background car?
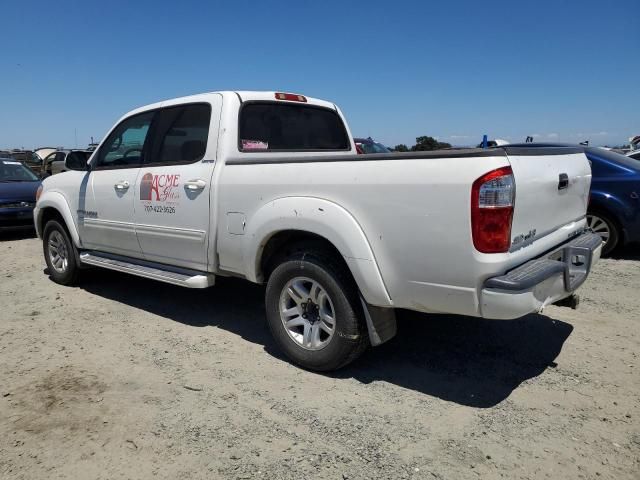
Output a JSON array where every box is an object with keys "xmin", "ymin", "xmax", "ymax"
[
  {"xmin": 507, "ymin": 143, "xmax": 640, "ymax": 255},
  {"xmin": 42, "ymin": 149, "xmax": 92, "ymax": 176},
  {"xmin": 624, "ymin": 134, "xmax": 640, "ymax": 160},
  {"xmin": 0, "ymin": 148, "xmax": 58, "ymax": 174},
  {"xmin": 0, "ymin": 157, "xmax": 41, "ymax": 232},
  {"xmin": 32, "ymin": 147, "xmax": 58, "ymax": 171},
  {"xmin": 354, "ymin": 137, "xmax": 391, "ymax": 154},
  {"xmin": 5, "ymin": 149, "xmax": 33, "ymax": 163},
  {"xmin": 585, "ymin": 147, "xmax": 640, "ymax": 254}
]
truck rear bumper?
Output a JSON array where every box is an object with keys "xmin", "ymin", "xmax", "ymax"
[{"xmin": 480, "ymin": 232, "xmax": 602, "ymax": 319}]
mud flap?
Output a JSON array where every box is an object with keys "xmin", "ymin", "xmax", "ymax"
[{"xmin": 359, "ymin": 296, "xmax": 397, "ymax": 346}]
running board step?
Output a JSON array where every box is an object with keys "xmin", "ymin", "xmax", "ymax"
[{"xmin": 79, "ymin": 252, "xmax": 215, "ymax": 288}]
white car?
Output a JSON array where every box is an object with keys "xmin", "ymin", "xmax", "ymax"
[
  {"xmin": 626, "ymin": 135, "xmax": 640, "ymax": 160},
  {"xmin": 34, "ymin": 91, "xmax": 601, "ymax": 370}
]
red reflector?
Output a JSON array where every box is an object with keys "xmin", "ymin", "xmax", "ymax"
[
  {"xmin": 471, "ymin": 166, "xmax": 515, "ymax": 253},
  {"xmin": 471, "ymin": 207, "xmax": 514, "ymax": 253},
  {"xmin": 275, "ymin": 92, "xmax": 307, "ymax": 102}
]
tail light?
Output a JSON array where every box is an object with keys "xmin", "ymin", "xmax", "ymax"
[{"xmin": 471, "ymin": 166, "xmax": 515, "ymax": 253}]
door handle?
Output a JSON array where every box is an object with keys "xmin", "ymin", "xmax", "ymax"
[
  {"xmin": 184, "ymin": 179, "xmax": 207, "ymax": 191},
  {"xmin": 114, "ymin": 180, "xmax": 130, "ymax": 190},
  {"xmin": 558, "ymin": 173, "xmax": 569, "ymax": 190}
]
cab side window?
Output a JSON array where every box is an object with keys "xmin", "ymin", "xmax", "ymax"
[
  {"xmin": 95, "ymin": 111, "xmax": 155, "ymax": 169},
  {"xmin": 145, "ymin": 103, "xmax": 211, "ymax": 165}
]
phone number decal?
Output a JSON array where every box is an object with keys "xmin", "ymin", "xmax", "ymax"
[{"xmin": 144, "ymin": 205, "xmax": 175, "ymax": 214}]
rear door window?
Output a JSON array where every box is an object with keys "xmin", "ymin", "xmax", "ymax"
[
  {"xmin": 145, "ymin": 103, "xmax": 211, "ymax": 165},
  {"xmin": 239, "ymin": 103, "xmax": 349, "ymax": 151}
]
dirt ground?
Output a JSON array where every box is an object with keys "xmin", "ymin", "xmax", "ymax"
[{"xmin": 0, "ymin": 232, "xmax": 638, "ymax": 480}]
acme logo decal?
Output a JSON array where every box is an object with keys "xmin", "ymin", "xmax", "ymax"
[{"xmin": 140, "ymin": 173, "xmax": 180, "ymax": 202}]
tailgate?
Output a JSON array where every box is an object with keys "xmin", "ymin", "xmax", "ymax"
[{"xmin": 504, "ymin": 146, "xmax": 591, "ymax": 250}]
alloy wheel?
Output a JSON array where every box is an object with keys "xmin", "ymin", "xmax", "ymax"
[
  {"xmin": 279, "ymin": 276, "xmax": 336, "ymax": 351},
  {"xmin": 587, "ymin": 214, "xmax": 611, "ymax": 244},
  {"xmin": 48, "ymin": 231, "xmax": 69, "ymax": 273}
]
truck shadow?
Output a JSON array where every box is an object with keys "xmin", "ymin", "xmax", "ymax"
[
  {"xmin": 0, "ymin": 229, "xmax": 36, "ymax": 241},
  {"xmin": 77, "ymin": 271, "xmax": 572, "ymax": 408},
  {"xmin": 610, "ymin": 243, "xmax": 640, "ymax": 261},
  {"xmin": 337, "ymin": 309, "xmax": 572, "ymax": 408}
]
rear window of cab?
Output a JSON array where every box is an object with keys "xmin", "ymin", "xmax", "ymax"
[{"xmin": 239, "ymin": 102, "xmax": 350, "ymax": 152}]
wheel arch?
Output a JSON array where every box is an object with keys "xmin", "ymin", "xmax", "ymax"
[
  {"xmin": 589, "ymin": 190, "xmax": 631, "ymax": 219},
  {"xmin": 243, "ymin": 197, "xmax": 392, "ymax": 307},
  {"xmin": 36, "ymin": 192, "xmax": 81, "ymax": 246},
  {"xmin": 260, "ymin": 230, "xmax": 344, "ymax": 277},
  {"xmin": 588, "ymin": 193, "xmax": 627, "ymax": 244}
]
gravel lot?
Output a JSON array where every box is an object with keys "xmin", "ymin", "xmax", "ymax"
[{"xmin": 1, "ymin": 232, "xmax": 638, "ymax": 480}]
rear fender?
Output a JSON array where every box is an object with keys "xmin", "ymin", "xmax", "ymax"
[
  {"xmin": 244, "ymin": 197, "xmax": 392, "ymax": 307},
  {"xmin": 588, "ymin": 190, "xmax": 633, "ymax": 241},
  {"xmin": 589, "ymin": 189, "xmax": 632, "ymax": 220}
]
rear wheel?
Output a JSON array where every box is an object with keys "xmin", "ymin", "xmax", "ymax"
[
  {"xmin": 43, "ymin": 220, "xmax": 79, "ymax": 285},
  {"xmin": 587, "ymin": 211, "xmax": 619, "ymax": 256},
  {"xmin": 265, "ymin": 248, "xmax": 368, "ymax": 371}
]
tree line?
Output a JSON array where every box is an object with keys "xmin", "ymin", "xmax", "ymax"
[{"xmin": 390, "ymin": 136, "xmax": 452, "ymax": 152}]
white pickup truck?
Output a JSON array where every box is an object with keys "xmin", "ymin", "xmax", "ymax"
[{"xmin": 34, "ymin": 91, "xmax": 602, "ymax": 370}]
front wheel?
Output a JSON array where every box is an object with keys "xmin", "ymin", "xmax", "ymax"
[
  {"xmin": 587, "ymin": 211, "xmax": 619, "ymax": 256},
  {"xmin": 265, "ymin": 250, "xmax": 368, "ymax": 371},
  {"xmin": 43, "ymin": 220, "xmax": 79, "ymax": 285}
]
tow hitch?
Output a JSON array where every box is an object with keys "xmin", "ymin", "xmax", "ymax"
[{"xmin": 554, "ymin": 294, "xmax": 580, "ymax": 310}]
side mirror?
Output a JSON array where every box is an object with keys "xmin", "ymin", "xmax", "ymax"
[{"xmin": 65, "ymin": 154, "xmax": 89, "ymax": 171}]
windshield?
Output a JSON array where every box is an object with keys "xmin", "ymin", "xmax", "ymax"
[
  {"xmin": 0, "ymin": 160, "xmax": 39, "ymax": 181},
  {"xmin": 358, "ymin": 142, "xmax": 390, "ymax": 154}
]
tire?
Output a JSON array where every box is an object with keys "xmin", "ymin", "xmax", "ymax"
[
  {"xmin": 587, "ymin": 211, "xmax": 620, "ymax": 256},
  {"xmin": 42, "ymin": 219, "xmax": 79, "ymax": 285},
  {"xmin": 265, "ymin": 248, "xmax": 369, "ymax": 371}
]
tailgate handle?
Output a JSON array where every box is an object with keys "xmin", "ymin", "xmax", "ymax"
[{"xmin": 558, "ymin": 173, "xmax": 569, "ymax": 190}]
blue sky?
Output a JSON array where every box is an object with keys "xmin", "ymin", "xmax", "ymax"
[{"xmin": 1, "ymin": 0, "xmax": 638, "ymax": 149}]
